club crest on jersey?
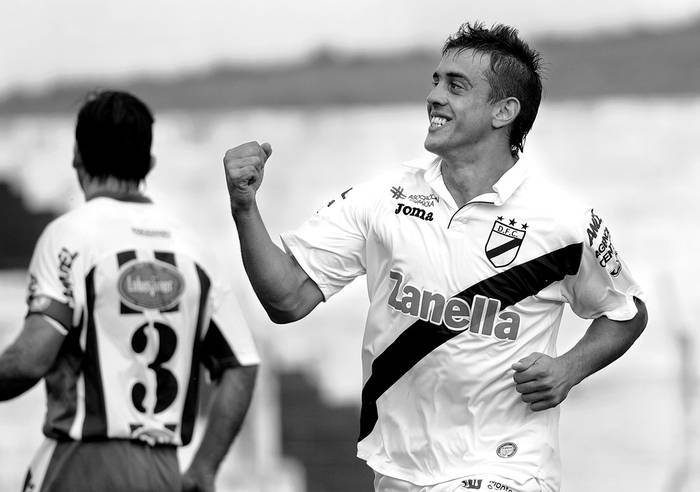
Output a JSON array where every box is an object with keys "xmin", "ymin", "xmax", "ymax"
[
  {"xmin": 485, "ymin": 217, "xmax": 527, "ymax": 267},
  {"xmin": 118, "ymin": 260, "xmax": 185, "ymax": 311}
]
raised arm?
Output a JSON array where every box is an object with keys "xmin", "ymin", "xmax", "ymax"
[
  {"xmin": 512, "ymin": 297, "xmax": 647, "ymax": 411},
  {"xmin": 0, "ymin": 314, "xmax": 65, "ymax": 400},
  {"xmin": 223, "ymin": 142, "xmax": 323, "ymax": 323}
]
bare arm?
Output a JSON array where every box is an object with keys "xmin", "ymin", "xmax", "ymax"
[
  {"xmin": 223, "ymin": 141, "xmax": 323, "ymax": 323},
  {"xmin": 182, "ymin": 365, "xmax": 258, "ymax": 492},
  {"xmin": 0, "ymin": 314, "xmax": 64, "ymax": 400},
  {"xmin": 512, "ymin": 297, "xmax": 647, "ymax": 411}
]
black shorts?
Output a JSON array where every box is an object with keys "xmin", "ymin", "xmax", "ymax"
[{"xmin": 24, "ymin": 438, "xmax": 181, "ymax": 492}]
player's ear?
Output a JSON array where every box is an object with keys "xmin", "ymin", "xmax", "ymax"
[{"xmin": 492, "ymin": 97, "xmax": 520, "ymax": 129}]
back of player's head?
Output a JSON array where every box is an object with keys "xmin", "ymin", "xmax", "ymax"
[
  {"xmin": 443, "ymin": 22, "xmax": 543, "ymax": 156},
  {"xmin": 75, "ymin": 90, "xmax": 154, "ymax": 182}
]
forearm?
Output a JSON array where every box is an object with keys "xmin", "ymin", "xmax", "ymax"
[
  {"xmin": 233, "ymin": 204, "xmax": 321, "ymax": 322},
  {"xmin": 187, "ymin": 365, "xmax": 258, "ymax": 476},
  {"xmin": 560, "ymin": 297, "xmax": 647, "ymax": 386},
  {"xmin": 0, "ymin": 347, "xmax": 41, "ymax": 400}
]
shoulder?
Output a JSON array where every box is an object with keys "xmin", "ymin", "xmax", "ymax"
[
  {"xmin": 36, "ymin": 202, "xmax": 94, "ymax": 248},
  {"xmin": 344, "ymin": 154, "xmax": 437, "ymax": 203},
  {"xmin": 514, "ymin": 167, "xmax": 594, "ymax": 244}
]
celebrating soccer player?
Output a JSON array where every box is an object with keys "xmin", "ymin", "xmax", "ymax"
[{"xmin": 223, "ymin": 22, "xmax": 647, "ymax": 492}]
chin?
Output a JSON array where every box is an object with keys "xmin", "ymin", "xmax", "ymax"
[{"xmin": 424, "ymin": 137, "xmax": 443, "ymax": 155}]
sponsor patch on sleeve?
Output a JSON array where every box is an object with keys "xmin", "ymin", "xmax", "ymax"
[{"xmin": 585, "ymin": 209, "xmax": 622, "ymax": 277}]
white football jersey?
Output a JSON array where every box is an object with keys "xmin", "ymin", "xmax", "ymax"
[
  {"xmin": 281, "ymin": 156, "xmax": 643, "ymax": 488},
  {"xmin": 25, "ymin": 195, "xmax": 259, "ymax": 446}
]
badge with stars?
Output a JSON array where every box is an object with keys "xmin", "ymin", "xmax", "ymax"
[{"xmin": 485, "ymin": 216, "xmax": 528, "ymax": 268}]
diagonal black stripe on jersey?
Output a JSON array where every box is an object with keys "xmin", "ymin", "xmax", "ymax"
[
  {"xmin": 486, "ymin": 237, "xmax": 522, "ymax": 259},
  {"xmin": 358, "ymin": 242, "xmax": 583, "ymax": 441}
]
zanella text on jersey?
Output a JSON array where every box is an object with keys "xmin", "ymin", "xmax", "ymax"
[{"xmin": 387, "ymin": 270, "xmax": 521, "ymax": 339}]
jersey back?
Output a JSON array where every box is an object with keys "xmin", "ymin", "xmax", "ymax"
[{"xmin": 26, "ymin": 196, "xmax": 259, "ymax": 446}]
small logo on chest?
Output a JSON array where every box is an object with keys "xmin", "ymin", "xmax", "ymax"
[
  {"xmin": 485, "ymin": 216, "xmax": 528, "ymax": 267},
  {"xmin": 394, "ymin": 203, "xmax": 434, "ymax": 221}
]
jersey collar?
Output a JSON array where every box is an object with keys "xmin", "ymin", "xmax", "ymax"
[
  {"xmin": 87, "ymin": 190, "xmax": 153, "ymax": 203},
  {"xmin": 404, "ymin": 153, "xmax": 529, "ymax": 208},
  {"xmin": 490, "ymin": 157, "xmax": 529, "ymax": 206}
]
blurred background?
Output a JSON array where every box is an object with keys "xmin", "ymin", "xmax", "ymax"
[{"xmin": 1, "ymin": 0, "xmax": 699, "ymax": 490}]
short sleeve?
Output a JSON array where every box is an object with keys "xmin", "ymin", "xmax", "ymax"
[
  {"xmin": 25, "ymin": 221, "xmax": 82, "ymax": 334},
  {"xmin": 201, "ymin": 281, "xmax": 259, "ymax": 381},
  {"xmin": 561, "ymin": 209, "xmax": 644, "ymax": 321},
  {"xmin": 280, "ymin": 185, "xmax": 369, "ymax": 300}
]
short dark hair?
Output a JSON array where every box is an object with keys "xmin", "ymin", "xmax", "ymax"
[
  {"xmin": 75, "ymin": 90, "xmax": 154, "ymax": 182},
  {"xmin": 443, "ymin": 22, "xmax": 543, "ymax": 156}
]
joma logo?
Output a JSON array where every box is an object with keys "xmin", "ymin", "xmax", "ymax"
[
  {"xmin": 394, "ymin": 203, "xmax": 433, "ymax": 221},
  {"xmin": 387, "ymin": 271, "xmax": 520, "ymax": 339}
]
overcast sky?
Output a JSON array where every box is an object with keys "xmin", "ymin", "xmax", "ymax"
[{"xmin": 2, "ymin": 0, "xmax": 699, "ymax": 95}]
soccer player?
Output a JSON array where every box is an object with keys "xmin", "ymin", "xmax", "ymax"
[
  {"xmin": 222, "ymin": 22, "xmax": 647, "ymax": 492},
  {"xmin": 0, "ymin": 90, "xmax": 259, "ymax": 492}
]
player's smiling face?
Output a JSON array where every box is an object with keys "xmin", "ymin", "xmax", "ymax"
[{"xmin": 424, "ymin": 49, "xmax": 497, "ymax": 159}]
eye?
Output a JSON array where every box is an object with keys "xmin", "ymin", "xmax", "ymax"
[{"xmin": 449, "ymin": 82, "xmax": 464, "ymax": 92}]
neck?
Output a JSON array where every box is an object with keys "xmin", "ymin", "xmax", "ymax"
[
  {"xmin": 81, "ymin": 175, "xmax": 148, "ymax": 202},
  {"xmin": 440, "ymin": 144, "xmax": 516, "ymax": 207}
]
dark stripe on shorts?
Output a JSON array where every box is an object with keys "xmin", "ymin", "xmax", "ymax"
[
  {"xmin": 180, "ymin": 264, "xmax": 210, "ymax": 445},
  {"xmin": 83, "ymin": 267, "xmax": 108, "ymax": 438},
  {"xmin": 358, "ymin": 242, "xmax": 583, "ymax": 441}
]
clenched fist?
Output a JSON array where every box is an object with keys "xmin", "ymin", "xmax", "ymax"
[
  {"xmin": 223, "ymin": 141, "xmax": 272, "ymax": 214},
  {"xmin": 512, "ymin": 352, "xmax": 578, "ymax": 411}
]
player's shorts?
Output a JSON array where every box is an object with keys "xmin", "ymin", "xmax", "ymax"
[
  {"xmin": 373, "ymin": 472, "xmax": 542, "ymax": 492},
  {"xmin": 22, "ymin": 438, "xmax": 181, "ymax": 492}
]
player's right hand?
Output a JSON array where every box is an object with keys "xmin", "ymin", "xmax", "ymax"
[{"xmin": 223, "ymin": 141, "xmax": 272, "ymax": 214}]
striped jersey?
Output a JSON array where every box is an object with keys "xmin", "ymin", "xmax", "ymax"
[
  {"xmin": 25, "ymin": 195, "xmax": 259, "ymax": 447},
  {"xmin": 281, "ymin": 155, "xmax": 643, "ymax": 488}
]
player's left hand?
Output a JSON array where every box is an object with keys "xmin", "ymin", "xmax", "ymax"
[
  {"xmin": 181, "ymin": 466, "xmax": 216, "ymax": 492},
  {"xmin": 511, "ymin": 352, "xmax": 577, "ymax": 411}
]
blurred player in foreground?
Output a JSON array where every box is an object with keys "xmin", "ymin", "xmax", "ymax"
[
  {"xmin": 223, "ymin": 22, "xmax": 647, "ymax": 492},
  {"xmin": 0, "ymin": 90, "xmax": 259, "ymax": 492}
]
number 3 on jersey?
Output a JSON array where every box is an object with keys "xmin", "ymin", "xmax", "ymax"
[
  {"xmin": 116, "ymin": 250, "xmax": 185, "ymax": 415},
  {"xmin": 130, "ymin": 321, "xmax": 178, "ymax": 413}
]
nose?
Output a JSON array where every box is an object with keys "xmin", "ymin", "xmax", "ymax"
[{"xmin": 426, "ymin": 83, "xmax": 447, "ymax": 107}]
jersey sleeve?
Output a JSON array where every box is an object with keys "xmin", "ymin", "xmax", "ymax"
[
  {"xmin": 280, "ymin": 186, "xmax": 369, "ymax": 301},
  {"xmin": 25, "ymin": 220, "xmax": 83, "ymax": 334},
  {"xmin": 200, "ymin": 281, "xmax": 260, "ymax": 381},
  {"xmin": 560, "ymin": 208, "xmax": 645, "ymax": 321}
]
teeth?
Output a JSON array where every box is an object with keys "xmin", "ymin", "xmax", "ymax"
[{"xmin": 430, "ymin": 116, "xmax": 447, "ymax": 127}]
